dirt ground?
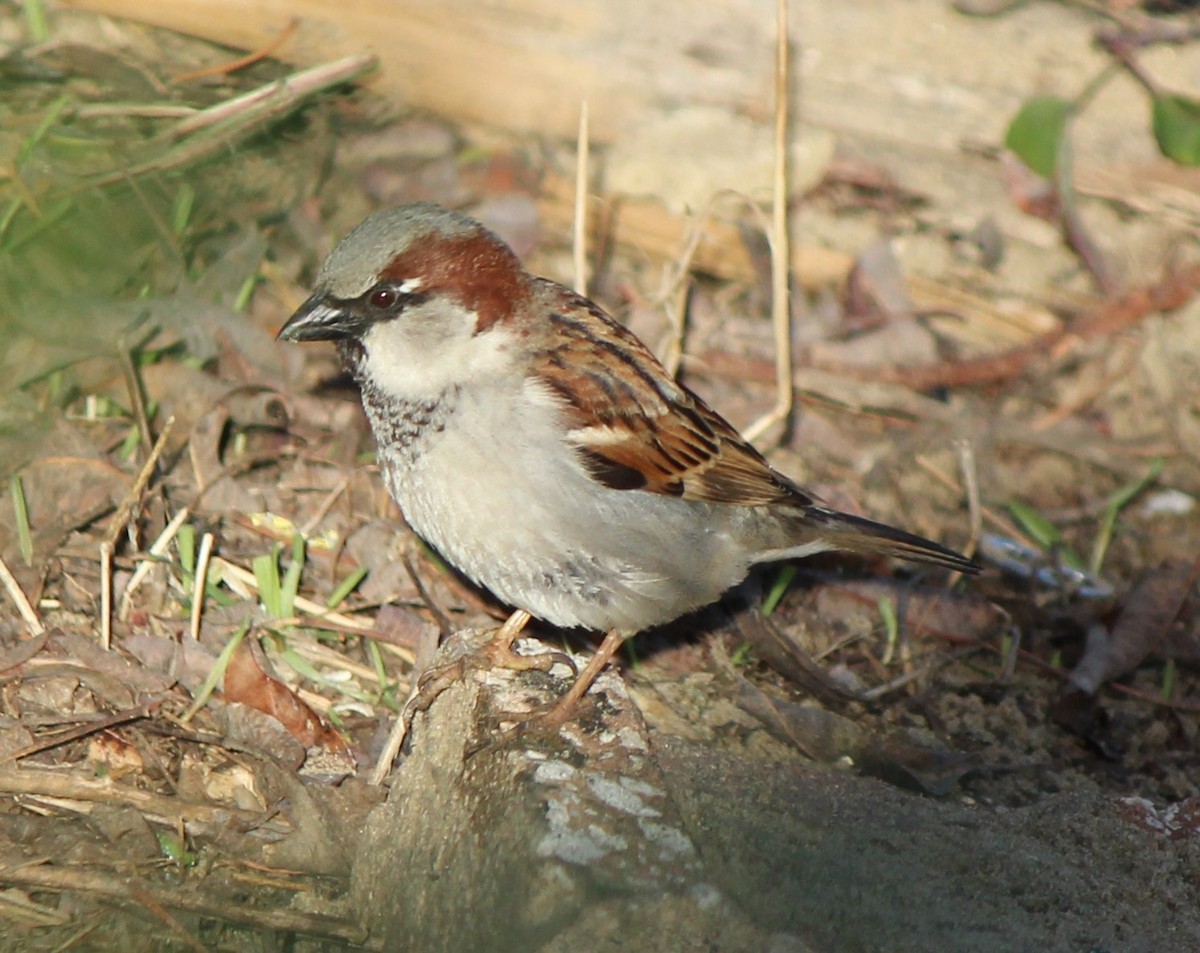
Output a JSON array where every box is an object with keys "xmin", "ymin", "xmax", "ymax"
[{"xmin": 0, "ymin": 1, "xmax": 1198, "ymax": 950}]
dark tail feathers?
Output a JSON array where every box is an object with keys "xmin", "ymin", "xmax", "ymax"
[{"xmin": 808, "ymin": 506, "xmax": 980, "ymax": 574}]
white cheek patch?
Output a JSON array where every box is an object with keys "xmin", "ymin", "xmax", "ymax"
[{"xmin": 362, "ymin": 304, "xmax": 520, "ymax": 399}]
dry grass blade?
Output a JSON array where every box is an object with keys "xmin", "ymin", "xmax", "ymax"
[{"xmin": 956, "ymin": 438, "xmax": 983, "ymax": 560}]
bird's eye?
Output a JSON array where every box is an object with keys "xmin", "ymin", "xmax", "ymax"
[{"xmin": 369, "ymin": 288, "xmax": 397, "ymax": 310}]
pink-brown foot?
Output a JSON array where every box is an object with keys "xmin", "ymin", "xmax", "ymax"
[
  {"xmin": 405, "ymin": 610, "xmax": 576, "ymax": 718},
  {"xmin": 490, "ymin": 629, "xmax": 630, "ymax": 740}
]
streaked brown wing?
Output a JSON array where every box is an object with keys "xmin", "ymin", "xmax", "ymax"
[{"xmin": 531, "ymin": 283, "xmax": 809, "ymax": 509}]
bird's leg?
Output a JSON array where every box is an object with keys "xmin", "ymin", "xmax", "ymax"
[
  {"xmin": 469, "ymin": 629, "xmax": 631, "ymax": 751},
  {"xmin": 480, "ymin": 608, "xmax": 533, "ymax": 662},
  {"xmin": 535, "ymin": 628, "xmax": 629, "ymax": 728}
]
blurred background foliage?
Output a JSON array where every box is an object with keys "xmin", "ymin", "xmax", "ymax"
[{"xmin": 0, "ymin": 27, "xmax": 352, "ymax": 475}]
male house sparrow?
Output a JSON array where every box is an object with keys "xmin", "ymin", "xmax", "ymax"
[{"xmin": 279, "ymin": 203, "xmax": 978, "ymax": 722}]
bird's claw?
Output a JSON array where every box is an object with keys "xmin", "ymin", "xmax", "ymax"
[{"xmin": 405, "ymin": 636, "xmax": 578, "ymax": 721}]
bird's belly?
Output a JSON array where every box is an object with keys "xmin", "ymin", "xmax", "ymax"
[{"xmin": 379, "ymin": 423, "xmax": 749, "ymax": 632}]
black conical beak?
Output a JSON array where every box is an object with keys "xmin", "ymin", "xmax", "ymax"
[{"xmin": 277, "ymin": 291, "xmax": 366, "ymax": 342}]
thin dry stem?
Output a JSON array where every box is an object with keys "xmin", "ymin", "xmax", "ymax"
[
  {"xmin": 371, "ymin": 693, "xmax": 417, "ymax": 786},
  {"xmin": 99, "ymin": 542, "xmax": 113, "ymax": 650},
  {"xmin": 119, "ymin": 506, "xmax": 190, "ymax": 620},
  {"xmin": 79, "ymin": 55, "xmax": 377, "ymax": 192},
  {"xmin": 370, "ymin": 609, "xmax": 531, "ymax": 784},
  {"xmin": 0, "ymin": 702, "xmax": 160, "ymax": 768},
  {"xmin": 168, "ymin": 54, "xmax": 375, "ymax": 140},
  {"xmin": 0, "ymin": 863, "xmax": 366, "ymax": 946},
  {"xmin": 955, "ymin": 438, "xmax": 983, "ymax": 561},
  {"xmin": 190, "ymin": 532, "xmax": 215, "ymax": 641},
  {"xmin": 743, "ymin": 0, "xmax": 794, "ymax": 444},
  {"xmin": 658, "ymin": 211, "xmax": 712, "ymax": 377},
  {"xmin": 174, "ymin": 17, "xmax": 299, "ymax": 83},
  {"xmin": 298, "ymin": 474, "xmax": 349, "ymax": 538},
  {"xmin": 127, "ymin": 885, "xmax": 213, "ymax": 953},
  {"xmin": 0, "ymin": 553, "xmax": 43, "ymax": 635},
  {"xmin": 859, "ymin": 645, "xmax": 983, "ymax": 702},
  {"xmin": 573, "ymin": 100, "xmax": 590, "ymax": 296},
  {"xmin": 914, "ymin": 454, "xmax": 1036, "ymax": 551},
  {"xmin": 106, "ymin": 415, "xmax": 176, "ymax": 549}
]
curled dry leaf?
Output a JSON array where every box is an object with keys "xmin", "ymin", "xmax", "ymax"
[{"xmin": 223, "ymin": 640, "xmax": 347, "ymax": 755}]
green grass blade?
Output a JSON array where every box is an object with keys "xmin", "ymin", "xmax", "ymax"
[
  {"xmin": 9, "ymin": 475, "xmax": 33, "ymax": 568},
  {"xmin": 180, "ymin": 622, "xmax": 249, "ymax": 723},
  {"xmin": 1090, "ymin": 458, "xmax": 1163, "ymax": 576},
  {"xmin": 327, "ymin": 566, "xmax": 368, "ymax": 609}
]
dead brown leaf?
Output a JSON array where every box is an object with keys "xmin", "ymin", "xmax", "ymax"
[
  {"xmin": 1068, "ymin": 558, "xmax": 1199, "ymax": 696},
  {"xmin": 223, "ymin": 639, "xmax": 346, "ymax": 754}
]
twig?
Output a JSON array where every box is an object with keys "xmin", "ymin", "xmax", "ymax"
[
  {"xmin": 0, "ymin": 763, "xmax": 288, "ymax": 832},
  {"xmin": 0, "ymin": 554, "xmax": 43, "ymax": 636},
  {"xmin": 127, "ymin": 886, "xmax": 213, "ymax": 953},
  {"xmin": 1031, "ymin": 338, "xmax": 1140, "ymax": 431},
  {"xmin": 402, "ymin": 553, "xmax": 453, "ymax": 639},
  {"xmin": 0, "ymin": 701, "xmax": 160, "ymax": 767},
  {"xmin": 743, "ymin": 0, "xmax": 793, "ymax": 443},
  {"xmin": 370, "ymin": 697, "xmax": 416, "ymax": 787},
  {"xmin": 1055, "ymin": 126, "xmax": 1119, "ymax": 295},
  {"xmin": 859, "ymin": 644, "xmax": 983, "ymax": 702},
  {"xmin": 0, "ymin": 865, "xmax": 367, "ymax": 946},
  {"xmin": 175, "ymin": 18, "xmax": 300, "ymax": 83},
  {"xmin": 818, "ymin": 262, "xmax": 1200, "ymax": 391},
  {"xmin": 81, "ymin": 55, "xmax": 377, "ymax": 190},
  {"xmin": 914, "ymin": 454, "xmax": 1038, "ymax": 551},
  {"xmin": 168, "ymin": 54, "xmax": 375, "ymax": 139},
  {"xmin": 369, "ymin": 557, "xmax": 481, "ymax": 785}
]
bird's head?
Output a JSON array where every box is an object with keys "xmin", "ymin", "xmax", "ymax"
[{"xmin": 279, "ymin": 203, "xmax": 533, "ymax": 398}]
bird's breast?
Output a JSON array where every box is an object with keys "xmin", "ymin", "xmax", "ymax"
[{"xmin": 364, "ymin": 384, "xmax": 755, "ymax": 631}]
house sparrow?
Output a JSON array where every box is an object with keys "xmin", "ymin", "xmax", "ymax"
[{"xmin": 279, "ymin": 203, "xmax": 978, "ymax": 722}]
